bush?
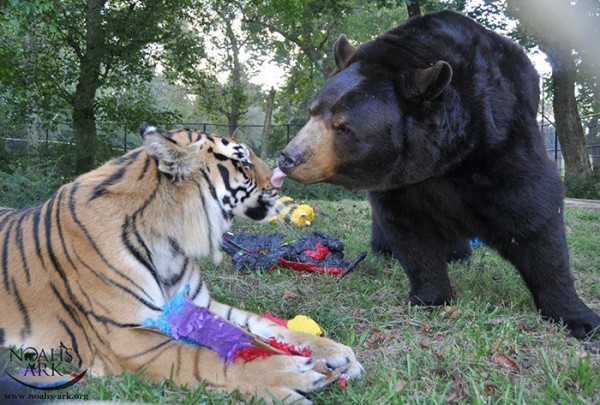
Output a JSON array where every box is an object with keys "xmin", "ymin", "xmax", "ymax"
[
  {"xmin": 0, "ymin": 164, "xmax": 65, "ymax": 208},
  {"xmin": 564, "ymin": 172, "xmax": 600, "ymax": 200}
]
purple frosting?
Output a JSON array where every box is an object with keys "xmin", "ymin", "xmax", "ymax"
[
  {"xmin": 144, "ymin": 286, "xmax": 254, "ymax": 363},
  {"xmin": 168, "ymin": 296, "xmax": 254, "ymax": 362}
]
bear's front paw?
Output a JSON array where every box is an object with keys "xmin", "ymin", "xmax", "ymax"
[
  {"xmin": 231, "ymin": 355, "xmax": 339, "ymax": 404},
  {"xmin": 409, "ymin": 283, "xmax": 453, "ymax": 306}
]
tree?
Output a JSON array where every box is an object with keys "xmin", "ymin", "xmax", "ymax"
[
  {"xmin": 378, "ymin": 0, "xmax": 466, "ymax": 19},
  {"xmin": 405, "ymin": 0, "xmax": 422, "ymax": 17},
  {"xmin": 260, "ymin": 87, "xmax": 276, "ymax": 158},
  {"xmin": 195, "ymin": 3, "xmax": 251, "ymax": 136},
  {"xmin": 243, "ymin": 0, "xmax": 411, "ymax": 120},
  {"xmin": 5, "ymin": 0, "xmax": 204, "ymax": 174},
  {"xmin": 0, "ymin": 11, "xmax": 71, "ymax": 135},
  {"xmin": 243, "ymin": 0, "xmax": 353, "ymax": 80},
  {"xmin": 510, "ymin": 0, "xmax": 596, "ymax": 179},
  {"xmin": 173, "ymin": 0, "xmax": 271, "ymax": 137}
]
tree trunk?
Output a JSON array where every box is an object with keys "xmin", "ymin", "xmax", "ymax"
[
  {"xmin": 546, "ymin": 47, "xmax": 592, "ymax": 179},
  {"xmin": 260, "ymin": 87, "xmax": 276, "ymax": 158},
  {"xmin": 225, "ymin": 23, "xmax": 243, "ymax": 137},
  {"xmin": 73, "ymin": 86, "xmax": 98, "ymax": 174},
  {"xmin": 406, "ymin": 0, "xmax": 422, "ymax": 17},
  {"xmin": 588, "ymin": 115, "xmax": 600, "ymax": 171},
  {"xmin": 73, "ymin": 0, "xmax": 105, "ymax": 174}
]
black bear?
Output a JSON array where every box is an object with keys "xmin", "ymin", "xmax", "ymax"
[{"xmin": 271, "ymin": 10, "xmax": 600, "ymax": 338}]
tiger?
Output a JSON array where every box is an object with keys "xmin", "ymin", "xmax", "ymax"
[{"xmin": 0, "ymin": 124, "xmax": 363, "ymax": 403}]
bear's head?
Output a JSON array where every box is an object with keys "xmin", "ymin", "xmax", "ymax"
[{"xmin": 276, "ymin": 32, "xmax": 464, "ymax": 191}]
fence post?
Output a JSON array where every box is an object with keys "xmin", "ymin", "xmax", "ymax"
[
  {"xmin": 260, "ymin": 87, "xmax": 276, "ymax": 158},
  {"xmin": 554, "ymin": 131, "xmax": 558, "ymax": 162},
  {"xmin": 203, "ymin": 123, "xmax": 207, "ymax": 133},
  {"xmin": 124, "ymin": 126, "xmax": 128, "ymax": 152}
]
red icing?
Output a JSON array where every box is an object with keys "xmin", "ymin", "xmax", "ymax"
[
  {"xmin": 233, "ymin": 346, "xmax": 274, "ymax": 361},
  {"xmin": 304, "ymin": 242, "xmax": 329, "ymax": 260},
  {"xmin": 267, "ymin": 337, "xmax": 312, "ymax": 357},
  {"xmin": 262, "ymin": 311, "xmax": 289, "ymax": 327},
  {"xmin": 277, "ymin": 257, "xmax": 344, "ymax": 274},
  {"xmin": 233, "ymin": 337, "xmax": 312, "ymax": 362}
]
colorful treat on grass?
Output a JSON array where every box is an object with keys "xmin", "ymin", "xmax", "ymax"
[
  {"xmin": 144, "ymin": 286, "xmax": 320, "ymax": 364},
  {"xmin": 222, "ymin": 231, "xmax": 367, "ymax": 276}
]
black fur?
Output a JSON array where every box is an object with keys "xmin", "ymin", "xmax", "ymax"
[{"xmin": 284, "ymin": 11, "xmax": 600, "ymax": 338}]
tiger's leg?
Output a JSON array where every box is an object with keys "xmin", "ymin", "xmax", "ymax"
[
  {"xmin": 118, "ymin": 328, "xmax": 337, "ymax": 404},
  {"xmin": 207, "ymin": 300, "xmax": 364, "ymax": 378}
]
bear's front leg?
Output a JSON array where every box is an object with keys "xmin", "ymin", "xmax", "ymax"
[
  {"xmin": 370, "ymin": 213, "xmax": 393, "ymax": 258},
  {"xmin": 368, "ymin": 193, "xmax": 454, "ymax": 306},
  {"xmin": 395, "ymin": 235, "xmax": 455, "ymax": 306}
]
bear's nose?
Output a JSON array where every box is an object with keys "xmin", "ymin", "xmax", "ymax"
[{"xmin": 278, "ymin": 148, "xmax": 301, "ymax": 171}]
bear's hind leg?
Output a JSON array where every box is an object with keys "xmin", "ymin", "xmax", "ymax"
[
  {"xmin": 491, "ymin": 220, "xmax": 600, "ymax": 339},
  {"xmin": 446, "ymin": 238, "xmax": 472, "ymax": 263}
]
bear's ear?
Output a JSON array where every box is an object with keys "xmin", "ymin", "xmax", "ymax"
[
  {"xmin": 334, "ymin": 34, "xmax": 357, "ymax": 69},
  {"xmin": 141, "ymin": 124, "xmax": 202, "ymax": 177},
  {"xmin": 403, "ymin": 61, "xmax": 452, "ymax": 101}
]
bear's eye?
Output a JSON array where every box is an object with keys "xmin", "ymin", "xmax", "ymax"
[{"xmin": 335, "ymin": 124, "xmax": 352, "ymax": 136}]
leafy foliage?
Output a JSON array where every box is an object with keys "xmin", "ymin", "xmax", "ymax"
[
  {"xmin": 565, "ymin": 172, "xmax": 600, "ymax": 200},
  {"xmin": 0, "ymin": 163, "xmax": 65, "ymax": 208},
  {"xmin": 2, "ymin": 0, "xmax": 207, "ymax": 174}
]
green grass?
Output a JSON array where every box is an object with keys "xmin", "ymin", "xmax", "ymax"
[{"xmin": 14, "ymin": 196, "xmax": 600, "ymax": 404}]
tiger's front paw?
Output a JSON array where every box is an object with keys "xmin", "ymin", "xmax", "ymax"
[
  {"xmin": 231, "ymin": 355, "xmax": 339, "ymax": 404},
  {"xmin": 285, "ymin": 331, "xmax": 364, "ymax": 379}
]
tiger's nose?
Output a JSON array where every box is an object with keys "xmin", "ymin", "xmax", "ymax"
[{"xmin": 278, "ymin": 148, "xmax": 301, "ymax": 171}]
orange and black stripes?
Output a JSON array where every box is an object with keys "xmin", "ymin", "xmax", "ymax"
[{"xmin": 0, "ymin": 127, "xmax": 280, "ymax": 389}]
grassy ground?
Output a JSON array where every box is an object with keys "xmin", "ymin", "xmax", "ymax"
[{"xmin": 9, "ymin": 188, "xmax": 600, "ymax": 404}]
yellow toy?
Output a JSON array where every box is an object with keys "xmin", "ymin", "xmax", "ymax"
[
  {"xmin": 268, "ymin": 196, "xmax": 314, "ymax": 227},
  {"xmin": 287, "ymin": 315, "xmax": 324, "ymax": 336},
  {"xmin": 263, "ymin": 312, "xmax": 324, "ymax": 336}
]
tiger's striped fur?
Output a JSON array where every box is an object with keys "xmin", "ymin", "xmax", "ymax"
[{"xmin": 0, "ymin": 125, "xmax": 362, "ymax": 403}]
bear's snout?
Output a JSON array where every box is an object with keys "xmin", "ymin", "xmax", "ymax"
[{"xmin": 278, "ymin": 147, "xmax": 303, "ymax": 172}]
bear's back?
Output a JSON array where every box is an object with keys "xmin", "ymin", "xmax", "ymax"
[{"xmin": 392, "ymin": 11, "xmax": 539, "ymax": 114}]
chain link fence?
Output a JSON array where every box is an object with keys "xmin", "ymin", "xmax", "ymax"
[
  {"xmin": 0, "ymin": 122, "xmax": 302, "ymax": 157},
  {"xmin": 1, "ymin": 114, "xmax": 599, "ymax": 173},
  {"xmin": 542, "ymin": 113, "xmax": 600, "ymax": 173}
]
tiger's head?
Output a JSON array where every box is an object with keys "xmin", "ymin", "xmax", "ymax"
[{"xmin": 140, "ymin": 123, "xmax": 278, "ymax": 223}]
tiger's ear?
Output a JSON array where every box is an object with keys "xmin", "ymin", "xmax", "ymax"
[
  {"xmin": 213, "ymin": 139, "xmax": 253, "ymax": 168},
  {"xmin": 140, "ymin": 123, "xmax": 203, "ymax": 177}
]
